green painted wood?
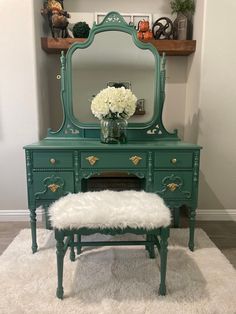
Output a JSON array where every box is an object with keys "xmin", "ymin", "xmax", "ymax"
[
  {"xmin": 54, "ymin": 226, "xmax": 169, "ymax": 299},
  {"xmin": 32, "ymin": 151, "xmax": 73, "ymax": 168},
  {"xmin": 23, "ymin": 11, "xmax": 202, "ymax": 253},
  {"xmin": 45, "ymin": 11, "xmax": 178, "ymax": 141},
  {"xmin": 81, "ymin": 151, "xmax": 147, "ymax": 169},
  {"xmin": 155, "ymin": 151, "xmax": 193, "ymax": 168},
  {"xmin": 33, "ymin": 172, "xmax": 74, "ymax": 200},
  {"xmin": 154, "ymin": 171, "xmax": 193, "ymax": 200},
  {"xmin": 24, "ymin": 140, "xmax": 202, "ymax": 150}
]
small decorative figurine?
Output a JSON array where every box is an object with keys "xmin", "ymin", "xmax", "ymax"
[
  {"xmin": 152, "ymin": 17, "xmax": 174, "ymax": 40},
  {"xmin": 41, "ymin": 0, "xmax": 70, "ymax": 38},
  {"xmin": 137, "ymin": 19, "xmax": 153, "ymax": 40}
]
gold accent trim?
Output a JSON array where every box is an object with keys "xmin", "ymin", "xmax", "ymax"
[
  {"xmin": 167, "ymin": 183, "xmax": 179, "ymax": 192},
  {"xmin": 48, "ymin": 183, "xmax": 60, "ymax": 193},
  {"xmin": 86, "ymin": 156, "xmax": 99, "ymax": 166},
  {"xmin": 129, "ymin": 156, "xmax": 142, "ymax": 165},
  {"xmin": 171, "ymin": 158, "xmax": 177, "ymax": 164}
]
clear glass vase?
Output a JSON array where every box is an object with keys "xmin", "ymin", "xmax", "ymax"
[{"xmin": 100, "ymin": 117, "xmax": 128, "ymax": 144}]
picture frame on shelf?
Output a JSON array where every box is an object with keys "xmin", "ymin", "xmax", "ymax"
[{"xmin": 95, "ymin": 12, "xmax": 152, "ymax": 29}]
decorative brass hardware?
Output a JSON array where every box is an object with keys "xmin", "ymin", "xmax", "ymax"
[
  {"xmin": 171, "ymin": 158, "xmax": 177, "ymax": 164},
  {"xmin": 86, "ymin": 156, "xmax": 99, "ymax": 166},
  {"xmin": 50, "ymin": 158, "xmax": 56, "ymax": 165},
  {"xmin": 48, "ymin": 183, "xmax": 60, "ymax": 193},
  {"xmin": 56, "ymin": 74, "xmax": 61, "ymax": 80},
  {"xmin": 129, "ymin": 156, "xmax": 142, "ymax": 165},
  {"xmin": 167, "ymin": 183, "xmax": 179, "ymax": 192}
]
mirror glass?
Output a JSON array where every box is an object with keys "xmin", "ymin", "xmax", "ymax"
[{"xmin": 72, "ymin": 31, "xmax": 156, "ymax": 124}]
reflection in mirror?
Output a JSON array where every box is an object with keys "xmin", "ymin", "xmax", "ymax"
[{"xmin": 72, "ymin": 31, "xmax": 156, "ymax": 124}]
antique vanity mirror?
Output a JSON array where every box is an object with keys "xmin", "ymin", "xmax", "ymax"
[{"xmin": 48, "ymin": 11, "xmax": 178, "ymax": 141}]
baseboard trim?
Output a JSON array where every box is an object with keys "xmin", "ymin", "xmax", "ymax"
[
  {"xmin": 196, "ymin": 209, "xmax": 236, "ymax": 221},
  {"xmin": 0, "ymin": 209, "xmax": 43, "ymax": 222}
]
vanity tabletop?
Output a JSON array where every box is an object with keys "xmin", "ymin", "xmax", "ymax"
[{"xmin": 24, "ymin": 139, "xmax": 202, "ymax": 150}]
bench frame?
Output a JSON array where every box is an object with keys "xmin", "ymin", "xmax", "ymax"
[{"xmin": 55, "ymin": 226, "xmax": 169, "ymax": 299}]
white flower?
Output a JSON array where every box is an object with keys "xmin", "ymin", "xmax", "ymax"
[{"xmin": 91, "ymin": 86, "xmax": 137, "ymax": 120}]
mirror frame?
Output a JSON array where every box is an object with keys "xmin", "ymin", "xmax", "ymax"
[{"xmin": 47, "ymin": 11, "xmax": 179, "ymax": 141}]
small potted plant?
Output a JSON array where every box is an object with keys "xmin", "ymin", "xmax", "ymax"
[
  {"xmin": 170, "ymin": 0, "xmax": 195, "ymax": 40},
  {"xmin": 72, "ymin": 21, "xmax": 90, "ymax": 38}
]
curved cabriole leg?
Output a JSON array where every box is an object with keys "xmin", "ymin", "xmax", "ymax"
[
  {"xmin": 55, "ymin": 229, "xmax": 65, "ymax": 299},
  {"xmin": 159, "ymin": 227, "xmax": 169, "ymax": 296},
  {"xmin": 188, "ymin": 207, "xmax": 196, "ymax": 251},
  {"xmin": 70, "ymin": 234, "xmax": 76, "ymax": 262},
  {"xmin": 77, "ymin": 233, "xmax": 82, "ymax": 255},
  {"xmin": 30, "ymin": 207, "xmax": 38, "ymax": 253},
  {"xmin": 146, "ymin": 234, "xmax": 155, "ymax": 258}
]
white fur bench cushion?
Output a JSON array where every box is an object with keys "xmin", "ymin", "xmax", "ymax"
[{"xmin": 49, "ymin": 190, "xmax": 171, "ymax": 230}]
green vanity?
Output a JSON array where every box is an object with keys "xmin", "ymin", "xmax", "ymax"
[{"xmin": 24, "ymin": 12, "xmax": 201, "ymax": 253}]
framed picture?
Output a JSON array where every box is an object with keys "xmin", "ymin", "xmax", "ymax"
[
  {"xmin": 107, "ymin": 81, "xmax": 131, "ymax": 89},
  {"xmin": 135, "ymin": 99, "xmax": 145, "ymax": 114},
  {"xmin": 95, "ymin": 13, "xmax": 152, "ymax": 28}
]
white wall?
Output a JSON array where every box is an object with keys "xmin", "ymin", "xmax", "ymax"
[
  {"xmin": 2, "ymin": 0, "xmax": 235, "ymax": 215},
  {"xmin": 0, "ymin": 1, "xmax": 39, "ymax": 210},
  {"xmin": 196, "ymin": 0, "xmax": 236, "ymax": 210}
]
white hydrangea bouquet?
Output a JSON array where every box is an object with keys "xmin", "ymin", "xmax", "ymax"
[{"xmin": 91, "ymin": 86, "xmax": 137, "ymax": 120}]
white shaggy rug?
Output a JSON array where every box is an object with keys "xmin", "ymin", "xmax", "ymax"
[{"xmin": 0, "ymin": 229, "xmax": 236, "ymax": 314}]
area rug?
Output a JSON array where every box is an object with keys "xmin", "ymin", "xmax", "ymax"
[{"xmin": 0, "ymin": 229, "xmax": 236, "ymax": 314}]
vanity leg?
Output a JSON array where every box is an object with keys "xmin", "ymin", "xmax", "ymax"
[
  {"xmin": 188, "ymin": 207, "xmax": 196, "ymax": 251},
  {"xmin": 55, "ymin": 229, "xmax": 65, "ymax": 299},
  {"xmin": 159, "ymin": 227, "xmax": 169, "ymax": 296},
  {"xmin": 29, "ymin": 207, "xmax": 38, "ymax": 253}
]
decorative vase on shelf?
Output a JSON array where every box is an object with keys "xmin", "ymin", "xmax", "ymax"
[
  {"xmin": 173, "ymin": 12, "xmax": 193, "ymax": 40},
  {"xmin": 100, "ymin": 117, "xmax": 128, "ymax": 144}
]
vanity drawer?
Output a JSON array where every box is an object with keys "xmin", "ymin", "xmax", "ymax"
[
  {"xmin": 81, "ymin": 152, "xmax": 147, "ymax": 168},
  {"xmin": 33, "ymin": 151, "xmax": 73, "ymax": 168},
  {"xmin": 33, "ymin": 172, "xmax": 74, "ymax": 200},
  {"xmin": 155, "ymin": 152, "xmax": 193, "ymax": 169},
  {"xmin": 154, "ymin": 171, "xmax": 193, "ymax": 200}
]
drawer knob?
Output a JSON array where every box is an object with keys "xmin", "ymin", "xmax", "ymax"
[
  {"xmin": 86, "ymin": 156, "xmax": 99, "ymax": 166},
  {"xmin": 129, "ymin": 156, "xmax": 142, "ymax": 165},
  {"xmin": 167, "ymin": 183, "xmax": 179, "ymax": 192},
  {"xmin": 171, "ymin": 158, "xmax": 177, "ymax": 164},
  {"xmin": 48, "ymin": 183, "xmax": 60, "ymax": 193},
  {"xmin": 50, "ymin": 158, "xmax": 56, "ymax": 165}
]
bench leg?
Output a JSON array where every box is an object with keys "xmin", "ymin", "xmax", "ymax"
[
  {"xmin": 70, "ymin": 234, "xmax": 76, "ymax": 262},
  {"xmin": 146, "ymin": 234, "xmax": 155, "ymax": 259},
  {"xmin": 77, "ymin": 233, "xmax": 82, "ymax": 255},
  {"xmin": 55, "ymin": 230, "xmax": 65, "ymax": 299},
  {"xmin": 158, "ymin": 227, "xmax": 169, "ymax": 296}
]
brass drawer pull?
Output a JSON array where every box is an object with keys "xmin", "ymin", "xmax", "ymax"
[
  {"xmin": 50, "ymin": 158, "xmax": 56, "ymax": 165},
  {"xmin": 86, "ymin": 156, "xmax": 99, "ymax": 166},
  {"xmin": 171, "ymin": 158, "xmax": 177, "ymax": 164},
  {"xmin": 129, "ymin": 156, "xmax": 142, "ymax": 165},
  {"xmin": 48, "ymin": 183, "xmax": 60, "ymax": 193},
  {"xmin": 167, "ymin": 183, "xmax": 179, "ymax": 192}
]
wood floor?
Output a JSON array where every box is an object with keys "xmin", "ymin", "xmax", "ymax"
[{"xmin": 0, "ymin": 220, "xmax": 236, "ymax": 268}]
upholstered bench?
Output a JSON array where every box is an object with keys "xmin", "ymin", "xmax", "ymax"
[{"xmin": 49, "ymin": 190, "xmax": 171, "ymax": 299}]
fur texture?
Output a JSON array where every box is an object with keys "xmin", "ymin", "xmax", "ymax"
[{"xmin": 49, "ymin": 190, "xmax": 171, "ymax": 230}]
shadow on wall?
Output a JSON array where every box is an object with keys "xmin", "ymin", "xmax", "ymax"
[
  {"xmin": 184, "ymin": 110, "xmax": 200, "ymax": 144},
  {"xmin": 198, "ymin": 171, "xmax": 225, "ymax": 210}
]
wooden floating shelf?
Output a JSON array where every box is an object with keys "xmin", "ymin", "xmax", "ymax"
[{"xmin": 41, "ymin": 37, "xmax": 196, "ymax": 56}]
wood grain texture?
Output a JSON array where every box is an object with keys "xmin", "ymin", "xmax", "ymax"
[{"xmin": 41, "ymin": 37, "xmax": 196, "ymax": 56}]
